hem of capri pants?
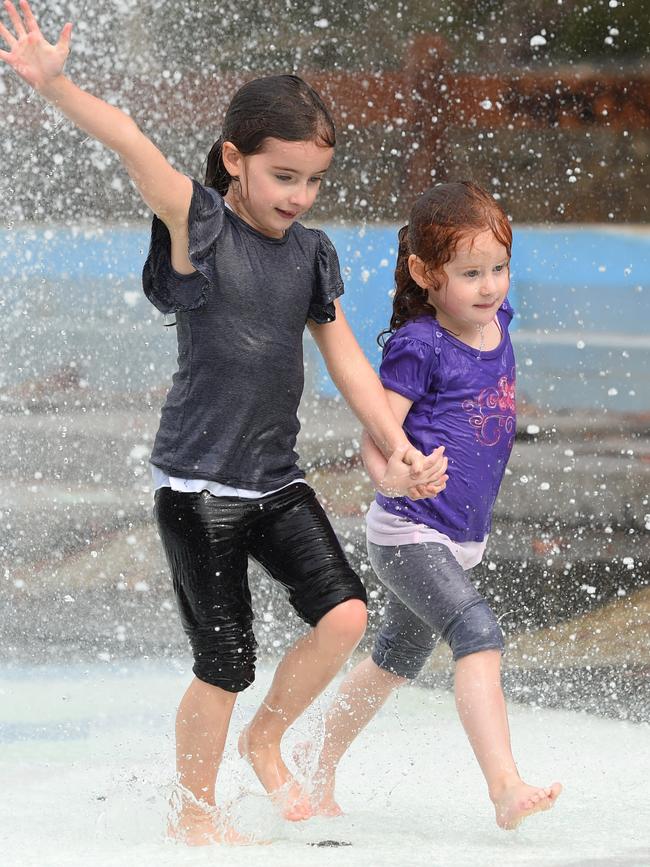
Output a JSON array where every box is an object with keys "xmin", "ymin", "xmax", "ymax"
[{"xmin": 299, "ymin": 589, "xmax": 368, "ymax": 629}]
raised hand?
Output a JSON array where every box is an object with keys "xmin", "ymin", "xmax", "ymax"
[{"xmin": 0, "ymin": 0, "xmax": 72, "ymax": 90}]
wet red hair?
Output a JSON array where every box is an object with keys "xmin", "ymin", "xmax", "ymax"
[{"xmin": 384, "ymin": 181, "xmax": 512, "ymax": 339}]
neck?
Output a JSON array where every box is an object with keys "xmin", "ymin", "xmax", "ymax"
[
  {"xmin": 437, "ymin": 314, "xmax": 500, "ymax": 351},
  {"xmin": 224, "ymin": 188, "xmax": 284, "ymax": 239}
]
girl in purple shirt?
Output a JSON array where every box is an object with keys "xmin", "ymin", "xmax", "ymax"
[{"xmin": 302, "ymin": 182, "xmax": 563, "ymax": 830}]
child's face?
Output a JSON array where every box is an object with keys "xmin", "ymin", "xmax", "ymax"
[
  {"xmin": 426, "ymin": 229, "xmax": 510, "ymax": 336},
  {"xmin": 223, "ymin": 137, "xmax": 333, "ymax": 237}
]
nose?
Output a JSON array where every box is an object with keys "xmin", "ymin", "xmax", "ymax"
[
  {"xmin": 480, "ymin": 272, "xmax": 499, "ymax": 295},
  {"xmin": 288, "ymin": 184, "xmax": 312, "ymax": 209},
  {"xmin": 478, "ymin": 280, "xmax": 492, "ymax": 296}
]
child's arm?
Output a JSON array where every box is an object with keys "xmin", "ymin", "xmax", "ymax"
[
  {"xmin": 308, "ymin": 301, "xmax": 446, "ymax": 487},
  {"xmin": 0, "ymin": 1, "xmax": 193, "ymax": 268},
  {"xmin": 361, "ymin": 390, "xmax": 447, "ymax": 500}
]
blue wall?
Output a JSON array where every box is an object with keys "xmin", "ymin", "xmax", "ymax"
[{"xmin": 1, "ymin": 223, "xmax": 649, "ymax": 411}]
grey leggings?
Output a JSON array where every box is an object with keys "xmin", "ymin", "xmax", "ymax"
[{"xmin": 368, "ymin": 540, "xmax": 504, "ymax": 680}]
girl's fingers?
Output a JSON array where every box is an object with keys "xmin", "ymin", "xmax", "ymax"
[
  {"xmin": 57, "ymin": 21, "xmax": 72, "ymax": 50},
  {"xmin": 4, "ymin": 1, "xmax": 27, "ymax": 39},
  {"xmin": 0, "ymin": 47, "xmax": 10, "ymax": 60},
  {"xmin": 407, "ymin": 472, "xmax": 448, "ymax": 499},
  {"xmin": 418, "ymin": 446, "xmax": 446, "ymax": 473},
  {"xmin": 19, "ymin": 0, "xmax": 40, "ymax": 34},
  {"xmin": 405, "ymin": 450, "xmax": 424, "ymax": 476},
  {"xmin": 413, "ymin": 459, "xmax": 447, "ymax": 485},
  {"xmin": 0, "ymin": 20, "xmax": 16, "ymax": 46}
]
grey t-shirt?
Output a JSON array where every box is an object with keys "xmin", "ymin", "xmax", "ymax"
[{"xmin": 142, "ymin": 179, "xmax": 344, "ymax": 490}]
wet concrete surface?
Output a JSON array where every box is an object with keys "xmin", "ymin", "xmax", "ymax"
[{"xmin": 1, "ymin": 396, "xmax": 649, "ymax": 722}]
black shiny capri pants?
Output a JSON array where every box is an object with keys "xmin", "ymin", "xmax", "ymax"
[{"xmin": 154, "ymin": 483, "xmax": 367, "ymax": 693}]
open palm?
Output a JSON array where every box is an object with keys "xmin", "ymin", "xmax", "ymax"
[{"xmin": 0, "ymin": 0, "xmax": 72, "ymax": 90}]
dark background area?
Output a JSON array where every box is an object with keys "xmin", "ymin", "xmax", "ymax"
[{"xmin": 1, "ymin": 0, "xmax": 648, "ymax": 225}]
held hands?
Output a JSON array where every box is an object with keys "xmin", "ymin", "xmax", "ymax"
[
  {"xmin": 378, "ymin": 445, "xmax": 448, "ymax": 501},
  {"xmin": 0, "ymin": 0, "xmax": 72, "ymax": 91}
]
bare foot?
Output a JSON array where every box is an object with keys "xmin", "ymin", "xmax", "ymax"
[
  {"xmin": 492, "ymin": 779, "xmax": 563, "ymax": 830},
  {"xmin": 238, "ymin": 725, "xmax": 312, "ymax": 821},
  {"xmin": 292, "ymin": 741, "xmax": 343, "ymax": 819},
  {"xmin": 167, "ymin": 794, "xmax": 255, "ymax": 847},
  {"xmin": 309, "ymin": 774, "xmax": 344, "ymax": 818}
]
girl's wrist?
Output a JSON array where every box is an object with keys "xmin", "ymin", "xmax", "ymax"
[
  {"xmin": 377, "ymin": 477, "xmax": 404, "ymax": 498},
  {"xmin": 37, "ymin": 73, "xmax": 69, "ymax": 102}
]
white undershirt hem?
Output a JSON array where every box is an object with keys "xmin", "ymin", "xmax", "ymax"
[
  {"xmin": 365, "ymin": 500, "xmax": 488, "ymax": 571},
  {"xmin": 150, "ymin": 464, "xmax": 307, "ymax": 499}
]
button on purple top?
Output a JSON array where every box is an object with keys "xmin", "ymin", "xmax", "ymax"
[{"xmin": 376, "ymin": 300, "xmax": 516, "ymax": 542}]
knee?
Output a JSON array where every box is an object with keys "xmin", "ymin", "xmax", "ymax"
[
  {"xmin": 454, "ymin": 648, "xmax": 503, "ymax": 687},
  {"xmin": 456, "ymin": 646, "xmax": 502, "ymax": 666},
  {"xmin": 316, "ymin": 598, "xmax": 368, "ymax": 650},
  {"xmin": 447, "ymin": 599, "xmax": 504, "ymax": 661}
]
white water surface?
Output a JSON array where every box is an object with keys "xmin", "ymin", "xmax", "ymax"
[{"xmin": 1, "ymin": 660, "xmax": 648, "ymax": 867}]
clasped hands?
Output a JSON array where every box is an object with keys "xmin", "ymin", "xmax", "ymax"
[{"xmin": 379, "ymin": 445, "xmax": 448, "ymax": 501}]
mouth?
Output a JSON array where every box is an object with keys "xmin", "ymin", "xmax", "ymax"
[
  {"xmin": 276, "ymin": 208, "xmax": 298, "ymax": 220},
  {"xmin": 474, "ymin": 300, "xmax": 497, "ymax": 309}
]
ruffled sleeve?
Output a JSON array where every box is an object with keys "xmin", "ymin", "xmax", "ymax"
[
  {"xmin": 142, "ymin": 179, "xmax": 225, "ymax": 314},
  {"xmin": 307, "ymin": 230, "xmax": 345, "ymax": 324},
  {"xmin": 379, "ymin": 332, "xmax": 439, "ymax": 402}
]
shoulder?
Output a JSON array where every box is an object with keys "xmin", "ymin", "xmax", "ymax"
[
  {"xmin": 291, "ymin": 224, "xmax": 336, "ymax": 256},
  {"xmin": 297, "ymin": 227, "xmax": 344, "ymax": 320},
  {"xmin": 499, "ymin": 296, "xmax": 515, "ymax": 323},
  {"xmin": 385, "ymin": 316, "xmax": 437, "ymax": 349},
  {"xmin": 188, "ymin": 179, "xmax": 224, "ymax": 219},
  {"xmin": 380, "ymin": 317, "xmax": 440, "ymax": 399},
  {"xmin": 382, "ymin": 317, "xmax": 440, "ymax": 369}
]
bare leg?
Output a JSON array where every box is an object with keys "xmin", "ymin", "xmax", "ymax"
[
  {"xmin": 170, "ymin": 677, "xmax": 249, "ymax": 846},
  {"xmin": 238, "ymin": 599, "xmax": 367, "ymax": 820},
  {"xmin": 455, "ymin": 649, "xmax": 562, "ymax": 829},
  {"xmin": 307, "ymin": 656, "xmax": 407, "ymax": 815}
]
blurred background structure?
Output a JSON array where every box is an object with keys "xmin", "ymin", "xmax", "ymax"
[
  {"xmin": 3, "ymin": 0, "xmax": 650, "ymax": 223},
  {"xmin": 1, "ymin": 0, "xmax": 649, "ymax": 721}
]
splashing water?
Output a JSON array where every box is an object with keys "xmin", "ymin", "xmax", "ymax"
[{"xmin": 1, "ymin": 660, "xmax": 648, "ymax": 867}]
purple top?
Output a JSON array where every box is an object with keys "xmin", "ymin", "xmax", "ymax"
[{"xmin": 376, "ymin": 300, "xmax": 516, "ymax": 542}]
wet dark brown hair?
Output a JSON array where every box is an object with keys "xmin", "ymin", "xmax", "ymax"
[
  {"xmin": 205, "ymin": 74, "xmax": 336, "ymax": 196},
  {"xmin": 383, "ymin": 181, "xmax": 512, "ymax": 340}
]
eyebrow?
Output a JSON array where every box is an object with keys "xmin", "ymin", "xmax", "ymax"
[
  {"xmin": 271, "ymin": 165, "xmax": 329, "ymax": 174},
  {"xmin": 455, "ymin": 257, "xmax": 510, "ymax": 267}
]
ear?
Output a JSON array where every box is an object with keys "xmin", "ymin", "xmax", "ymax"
[
  {"xmin": 408, "ymin": 254, "xmax": 434, "ymax": 290},
  {"xmin": 221, "ymin": 140, "xmax": 241, "ymax": 178}
]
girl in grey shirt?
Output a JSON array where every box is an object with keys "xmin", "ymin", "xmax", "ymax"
[{"xmin": 1, "ymin": 0, "xmax": 447, "ymax": 846}]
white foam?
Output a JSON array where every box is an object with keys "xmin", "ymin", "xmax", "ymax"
[{"xmin": 1, "ymin": 660, "xmax": 648, "ymax": 866}]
